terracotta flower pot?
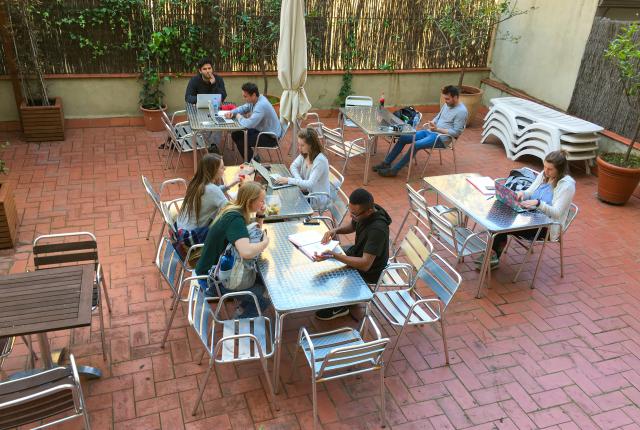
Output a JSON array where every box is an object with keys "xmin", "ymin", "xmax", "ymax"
[
  {"xmin": 140, "ymin": 105, "xmax": 167, "ymax": 132},
  {"xmin": 596, "ymin": 155, "xmax": 640, "ymax": 205},
  {"xmin": 439, "ymin": 85, "xmax": 483, "ymax": 127}
]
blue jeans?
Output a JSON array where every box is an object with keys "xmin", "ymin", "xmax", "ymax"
[
  {"xmin": 197, "ymin": 275, "xmax": 269, "ymax": 318},
  {"xmin": 384, "ymin": 130, "xmax": 446, "ymax": 171}
]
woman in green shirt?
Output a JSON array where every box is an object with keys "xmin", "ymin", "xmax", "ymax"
[{"xmin": 195, "ymin": 181, "xmax": 270, "ymax": 317}]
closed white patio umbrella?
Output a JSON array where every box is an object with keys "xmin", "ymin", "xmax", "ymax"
[{"xmin": 277, "ymin": 0, "xmax": 312, "ymax": 155}]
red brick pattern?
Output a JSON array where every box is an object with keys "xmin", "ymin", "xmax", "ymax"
[{"xmin": 0, "ymin": 112, "xmax": 639, "ymax": 429}]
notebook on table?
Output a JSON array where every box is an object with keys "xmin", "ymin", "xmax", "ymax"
[{"xmin": 288, "ymin": 230, "xmax": 341, "ymax": 261}]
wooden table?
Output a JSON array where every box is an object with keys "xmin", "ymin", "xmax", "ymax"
[{"xmin": 0, "ymin": 265, "xmax": 98, "ymax": 375}]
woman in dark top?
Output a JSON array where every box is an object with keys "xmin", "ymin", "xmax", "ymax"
[{"xmin": 185, "ymin": 58, "xmax": 227, "ymax": 104}]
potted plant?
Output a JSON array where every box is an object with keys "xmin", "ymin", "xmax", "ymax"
[
  {"xmin": 3, "ymin": 0, "xmax": 64, "ymax": 141},
  {"xmin": 597, "ymin": 23, "xmax": 640, "ymax": 205},
  {"xmin": 431, "ymin": 0, "xmax": 531, "ymax": 126},
  {"xmin": 138, "ymin": 27, "xmax": 178, "ymax": 132},
  {"xmin": 228, "ymin": 0, "xmax": 282, "ymax": 109},
  {"xmin": 0, "ymin": 143, "xmax": 18, "ymax": 249}
]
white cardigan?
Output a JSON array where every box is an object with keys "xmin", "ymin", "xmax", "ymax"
[
  {"xmin": 523, "ymin": 173, "xmax": 576, "ymax": 241},
  {"xmin": 288, "ymin": 153, "xmax": 331, "ymax": 207}
]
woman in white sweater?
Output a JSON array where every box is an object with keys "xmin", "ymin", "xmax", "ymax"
[
  {"xmin": 485, "ymin": 150, "xmax": 576, "ymax": 268},
  {"xmin": 275, "ymin": 127, "xmax": 331, "ymax": 210}
]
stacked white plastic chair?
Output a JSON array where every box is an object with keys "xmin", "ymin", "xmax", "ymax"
[{"xmin": 482, "ymin": 97, "xmax": 603, "ymax": 174}]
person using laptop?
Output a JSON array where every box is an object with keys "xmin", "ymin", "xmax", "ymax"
[
  {"xmin": 312, "ymin": 189, "xmax": 391, "ymax": 320},
  {"xmin": 375, "ymin": 85, "xmax": 468, "ymax": 177},
  {"xmin": 184, "ymin": 58, "xmax": 227, "ymax": 153},
  {"xmin": 477, "ymin": 150, "xmax": 576, "ymax": 269},
  {"xmin": 274, "ymin": 127, "xmax": 331, "ymax": 210},
  {"xmin": 224, "ymin": 82, "xmax": 282, "ymax": 161},
  {"xmin": 184, "ymin": 58, "xmax": 227, "ymax": 105}
]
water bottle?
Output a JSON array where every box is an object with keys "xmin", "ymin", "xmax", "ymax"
[
  {"xmin": 219, "ymin": 251, "xmax": 234, "ymax": 271},
  {"xmin": 213, "ymin": 100, "xmax": 220, "ymax": 114},
  {"xmin": 208, "ymin": 100, "xmax": 215, "ymax": 118}
]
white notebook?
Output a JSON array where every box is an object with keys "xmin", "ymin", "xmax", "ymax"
[
  {"xmin": 288, "ymin": 231, "xmax": 340, "ymax": 261},
  {"xmin": 466, "ymin": 176, "xmax": 495, "ymax": 195}
]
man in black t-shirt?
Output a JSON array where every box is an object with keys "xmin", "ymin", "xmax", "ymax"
[{"xmin": 313, "ymin": 188, "xmax": 391, "ymax": 320}]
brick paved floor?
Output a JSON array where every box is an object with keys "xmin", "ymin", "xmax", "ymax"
[{"xmin": 1, "ymin": 112, "xmax": 640, "ymax": 430}]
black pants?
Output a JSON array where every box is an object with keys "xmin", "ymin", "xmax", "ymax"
[
  {"xmin": 232, "ymin": 129, "xmax": 278, "ymax": 161},
  {"xmin": 492, "ymin": 227, "xmax": 548, "ymax": 257}
]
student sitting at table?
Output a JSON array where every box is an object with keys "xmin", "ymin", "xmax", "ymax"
[
  {"xmin": 194, "ymin": 181, "xmax": 270, "ymax": 318},
  {"xmin": 375, "ymin": 85, "xmax": 468, "ymax": 177},
  {"xmin": 478, "ymin": 150, "xmax": 576, "ymax": 269},
  {"xmin": 313, "ymin": 188, "xmax": 391, "ymax": 320},
  {"xmin": 184, "ymin": 58, "xmax": 228, "ymax": 153},
  {"xmin": 274, "ymin": 127, "xmax": 331, "ymax": 211},
  {"xmin": 174, "ymin": 154, "xmax": 240, "ymax": 253},
  {"xmin": 224, "ymin": 82, "xmax": 282, "ymax": 161}
]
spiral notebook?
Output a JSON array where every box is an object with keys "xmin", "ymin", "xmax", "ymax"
[{"xmin": 288, "ymin": 231, "xmax": 340, "ymax": 261}]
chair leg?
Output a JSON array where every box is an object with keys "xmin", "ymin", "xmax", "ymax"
[
  {"xmin": 392, "ymin": 210, "xmax": 411, "ymax": 249},
  {"xmin": 420, "ymin": 150, "xmax": 433, "ymax": 178},
  {"xmin": 440, "ymin": 317, "xmax": 449, "ymax": 365},
  {"xmin": 260, "ymin": 357, "xmax": 279, "ymax": 411},
  {"xmin": 146, "ymin": 208, "xmax": 157, "ymax": 240},
  {"xmin": 161, "ymin": 295, "xmax": 182, "ymax": 348},
  {"xmin": 384, "ymin": 324, "xmax": 406, "ymax": 376},
  {"xmin": 288, "ymin": 344, "xmax": 301, "ymax": 383},
  {"xmin": 21, "ymin": 335, "xmax": 36, "ymax": 369},
  {"xmin": 380, "ymin": 367, "xmax": 387, "ymax": 428},
  {"xmin": 156, "ymin": 223, "xmax": 166, "ymax": 250},
  {"xmin": 438, "ymin": 150, "xmax": 442, "ymax": 165},
  {"xmin": 312, "ymin": 377, "xmax": 318, "ymax": 430},
  {"xmin": 197, "ymin": 349, "xmax": 206, "ymax": 365},
  {"xmin": 192, "ymin": 361, "xmax": 215, "ymax": 416},
  {"xmin": 451, "ymin": 147, "xmax": 457, "ymax": 173},
  {"xmin": 82, "ymin": 407, "xmax": 92, "ymax": 430},
  {"xmin": 97, "ymin": 293, "xmax": 108, "ymax": 361},
  {"xmin": 559, "ymin": 237, "xmax": 564, "ymax": 278},
  {"xmin": 174, "ymin": 151, "xmax": 182, "ymax": 173},
  {"xmin": 512, "ymin": 241, "xmax": 535, "ymax": 283},
  {"xmin": 101, "ymin": 268, "xmax": 112, "ymax": 313}
]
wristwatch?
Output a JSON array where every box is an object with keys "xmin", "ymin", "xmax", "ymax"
[{"xmin": 535, "ymin": 199, "xmax": 541, "ymax": 208}]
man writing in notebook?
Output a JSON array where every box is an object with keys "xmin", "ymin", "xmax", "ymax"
[{"xmin": 313, "ymin": 188, "xmax": 391, "ymax": 320}]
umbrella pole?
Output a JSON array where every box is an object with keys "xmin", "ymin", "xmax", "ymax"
[{"xmin": 289, "ymin": 119, "xmax": 299, "ymax": 157}]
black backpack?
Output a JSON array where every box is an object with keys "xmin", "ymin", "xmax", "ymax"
[
  {"xmin": 503, "ymin": 168, "xmax": 537, "ymax": 192},
  {"xmin": 393, "ymin": 106, "xmax": 419, "ymax": 126}
]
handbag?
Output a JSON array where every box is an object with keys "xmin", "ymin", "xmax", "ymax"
[{"xmin": 216, "ymin": 223, "xmax": 263, "ymax": 291}]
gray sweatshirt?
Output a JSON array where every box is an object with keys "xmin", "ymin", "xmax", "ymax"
[
  {"xmin": 232, "ymin": 95, "xmax": 283, "ymax": 138},
  {"xmin": 176, "ymin": 184, "xmax": 228, "ymax": 230},
  {"xmin": 433, "ymin": 102, "xmax": 468, "ymax": 139}
]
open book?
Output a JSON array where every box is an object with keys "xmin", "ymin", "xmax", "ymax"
[
  {"xmin": 466, "ymin": 176, "xmax": 495, "ymax": 195},
  {"xmin": 288, "ymin": 230, "xmax": 340, "ymax": 261}
]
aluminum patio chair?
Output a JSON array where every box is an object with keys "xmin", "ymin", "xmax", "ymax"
[{"xmin": 141, "ymin": 175, "xmax": 186, "ymax": 243}]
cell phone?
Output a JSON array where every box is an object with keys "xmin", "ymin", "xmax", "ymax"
[
  {"xmin": 263, "ymin": 164, "xmax": 272, "ymax": 170},
  {"xmin": 303, "ymin": 218, "xmax": 320, "ymax": 225}
]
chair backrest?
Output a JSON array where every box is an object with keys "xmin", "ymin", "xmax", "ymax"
[
  {"xmin": 0, "ymin": 355, "xmax": 86, "ymax": 430},
  {"xmin": 162, "ymin": 120, "xmax": 179, "ymax": 143},
  {"xmin": 187, "ymin": 279, "xmax": 215, "ymax": 355},
  {"xmin": 406, "ymin": 184, "xmax": 428, "ymax": 220},
  {"xmin": 160, "ymin": 109, "xmax": 172, "ymax": 126},
  {"xmin": 393, "ymin": 225, "xmax": 433, "ymax": 272},
  {"xmin": 155, "ymin": 237, "xmax": 186, "ymax": 291},
  {"xmin": 418, "ymin": 253, "xmax": 462, "ymax": 309},
  {"xmin": 33, "ymin": 232, "xmax": 99, "ymax": 271},
  {"xmin": 328, "ymin": 165, "xmax": 344, "ymax": 196},
  {"xmin": 142, "ymin": 175, "xmax": 162, "ymax": 210},
  {"xmin": 345, "ymin": 95, "xmax": 373, "ymax": 108},
  {"xmin": 328, "ymin": 188, "xmax": 349, "ymax": 226},
  {"xmin": 563, "ymin": 203, "xmax": 578, "ymax": 233},
  {"xmin": 317, "ymin": 336, "xmax": 388, "ymax": 378},
  {"xmin": 425, "ymin": 207, "xmax": 460, "ymax": 254}
]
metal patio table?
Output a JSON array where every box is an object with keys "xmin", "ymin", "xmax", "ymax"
[
  {"xmin": 339, "ymin": 106, "xmax": 416, "ymax": 184},
  {"xmin": 185, "ymin": 103, "xmax": 249, "ymax": 171},
  {"xmin": 257, "ymin": 220, "xmax": 372, "ymax": 391},
  {"xmin": 424, "ymin": 173, "xmax": 554, "ymax": 298},
  {"xmin": 0, "ymin": 264, "xmax": 101, "ymax": 377},
  {"xmin": 224, "ymin": 164, "xmax": 313, "ymax": 221}
]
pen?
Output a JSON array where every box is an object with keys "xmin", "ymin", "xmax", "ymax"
[{"xmin": 486, "ymin": 195, "xmax": 495, "ymax": 200}]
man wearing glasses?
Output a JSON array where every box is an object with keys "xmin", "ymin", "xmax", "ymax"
[{"xmin": 313, "ymin": 188, "xmax": 391, "ymax": 320}]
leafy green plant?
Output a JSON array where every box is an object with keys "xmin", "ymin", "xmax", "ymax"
[
  {"xmin": 603, "ymin": 23, "xmax": 640, "ymax": 168},
  {"xmin": 431, "ymin": 0, "xmax": 531, "ymax": 90},
  {"xmin": 334, "ymin": 18, "xmax": 359, "ymax": 106}
]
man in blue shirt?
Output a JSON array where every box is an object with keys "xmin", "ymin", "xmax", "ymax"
[
  {"xmin": 376, "ymin": 85, "xmax": 468, "ymax": 177},
  {"xmin": 225, "ymin": 82, "xmax": 283, "ymax": 161}
]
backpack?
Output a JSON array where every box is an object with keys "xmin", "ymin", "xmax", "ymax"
[
  {"xmin": 503, "ymin": 168, "xmax": 536, "ymax": 192},
  {"xmin": 210, "ymin": 223, "xmax": 263, "ymax": 292},
  {"xmin": 393, "ymin": 106, "xmax": 419, "ymax": 127}
]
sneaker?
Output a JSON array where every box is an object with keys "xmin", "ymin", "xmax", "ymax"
[
  {"xmin": 372, "ymin": 161, "xmax": 390, "ymax": 172},
  {"xmin": 315, "ymin": 306, "xmax": 350, "ymax": 320},
  {"xmin": 377, "ymin": 167, "xmax": 399, "ymax": 177},
  {"xmin": 252, "ymin": 154, "xmax": 262, "ymax": 163},
  {"xmin": 473, "ymin": 253, "xmax": 499, "ymax": 270}
]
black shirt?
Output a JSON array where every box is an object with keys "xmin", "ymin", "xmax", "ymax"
[
  {"xmin": 346, "ymin": 204, "xmax": 391, "ymax": 284},
  {"xmin": 185, "ymin": 73, "xmax": 227, "ymax": 104}
]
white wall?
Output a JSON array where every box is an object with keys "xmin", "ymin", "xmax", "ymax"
[{"xmin": 488, "ymin": 0, "xmax": 600, "ymax": 110}]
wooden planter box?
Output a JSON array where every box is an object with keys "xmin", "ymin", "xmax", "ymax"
[
  {"xmin": 0, "ymin": 181, "xmax": 18, "ymax": 249},
  {"xmin": 20, "ymin": 97, "xmax": 65, "ymax": 142}
]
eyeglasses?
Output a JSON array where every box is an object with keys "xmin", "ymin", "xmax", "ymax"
[{"xmin": 349, "ymin": 208, "xmax": 370, "ymax": 218}]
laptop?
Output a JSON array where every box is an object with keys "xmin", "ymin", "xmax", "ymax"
[
  {"xmin": 251, "ymin": 160, "xmax": 295, "ymax": 190},
  {"xmin": 495, "ymin": 179, "xmax": 532, "ymax": 213},
  {"xmin": 196, "ymin": 93, "xmax": 222, "ymax": 109}
]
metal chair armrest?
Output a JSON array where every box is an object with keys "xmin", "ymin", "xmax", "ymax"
[
  {"xmin": 256, "ymin": 131, "xmax": 278, "ymax": 146},
  {"xmin": 372, "ymin": 262, "xmax": 415, "ymax": 293},
  {"xmin": 459, "ymin": 230, "xmax": 490, "ymax": 254},
  {"xmin": 428, "ymin": 253, "xmax": 463, "ymax": 287},
  {"xmin": 299, "ymin": 327, "xmax": 315, "ymax": 364},
  {"xmin": 303, "ymin": 112, "xmax": 320, "ymax": 124},
  {"xmin": 310, "ymin": 215, "xmax": 335, "ymax": 229},
  {"xmin": 184, "ymin": 244, "xmax": 204, "ymax": 269},
  {"xmin": 171, "ymin": 110, "xmax": 187, "ymax": 123},
  {"xmin": 159, "ymin": 178, "xmax": 188, "ymax": 194},
  {"xmin": 213, "ymin": 291, "xmax": 262, "ymax": 322},
  {"xmin": 405, "ymin": 298, "xmax": 443, "ymax": 323}
]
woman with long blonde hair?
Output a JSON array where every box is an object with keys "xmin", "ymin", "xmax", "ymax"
[{"xmin": 195, "ymin": 181, "xmax": 270, "ymax": 317}]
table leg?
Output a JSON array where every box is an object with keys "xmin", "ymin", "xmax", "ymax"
[
  {"xmin": 406, "ymin": 133, "xmax": 417, "ymax": 183},
  {"xmin": 38, "ymin": 332, "xmax": 54, "ymax": 369},
  {"xmin": 273, "ymin": 312, "xmax": 286, "ymax": 394},
  {"xmin": 475, "ymin": 233, "xmax": 495, "ymax": 298},
  {"xmin": 363, "ymin": 136, "xmax": 374, "ymax": 185},
  {"xmin": 244, "ymin": 130, "xmax": 249, "ymax": 163},
  {"xmin": 191, "ymin": 132, "xmax": 199, "ymax": 173}
]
